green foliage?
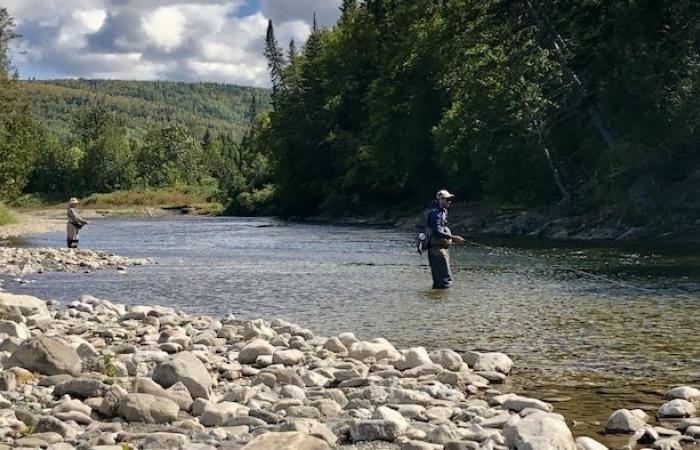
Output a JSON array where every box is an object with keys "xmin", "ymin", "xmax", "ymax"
[
  {"xmin": 136, "ymin": 122, "xmax": 204, "ymax": 187},
  {"xmin": 0, "ymin": 8, "xmax": 40, "ymax": 200},
  {"xmin": 83, "ymin": 189, "xmax": 206, "ymax": 208},
  {"xmin": 73, "ymin": 102, "xmax": 136, "ymax": 193},
  {"xmin": 254, "ymin": 0, "xmax": 700, "ymax": 217},
  {"xmin": 0, "ymin": 203, "xmax": 17, "ymax": 226},
  {"xmin": 101, "ymin": 355, "xmax": 117, "ymax": 378}
]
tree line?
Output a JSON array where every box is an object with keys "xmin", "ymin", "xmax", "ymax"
[
  {"xmin": 3, "ymin": 2, "xmax": 700, "ymax": 220},
  {"xmin": 257, "ymin": 0, "xmax": 700, "ymax": 218},
  {"xmin": 0, "ymin": 7, "xmax": 273, "ymax": 213}
]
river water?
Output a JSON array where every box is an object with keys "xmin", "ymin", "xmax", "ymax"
[{"xmin": 6, "ymin": 217, "xmax": 700, "ymax": 446}]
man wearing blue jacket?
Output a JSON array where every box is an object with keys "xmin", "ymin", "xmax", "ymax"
[{"xmin": 426, "ymin": 189, "xmax": 465, "ymax": 288}]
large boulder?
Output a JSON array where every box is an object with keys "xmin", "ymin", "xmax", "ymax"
[
  {"xmin": 503, "ymin": 412, "xmax": 576, "ymax": 450},
  {"xmin": 0, "ymin": 320, "xmax": 30, "ymax": 339},
  {"xmin": 501, "ymin": 395, "xmax": 554, "ymax": 413},
  {"xmin": 273, "ymin": 349, "xmax": 305, "ymax": 366},
  {"xmin": 657, "ymin": 399, "xmax": 696, "ymax": 418},
  {"xmin": 668, "ymin": 386, "xmax": 700, "ymax": 401},
  {"xmin": 279, "ymin": 418, "xmax": 337, "ymax": 446},
  {"xmin": 349, "ymin": 419, "xmax": 404, "ymax": 442},
  {"xmin": 348, "ymin": 338, "xmax": 400, "ymax": 361},
  {"xmin": 241, "ymin": 432, "xmax": 332, "ymax": 450},
  {"xmin": 429, "ymin": 349, "xmax": 464, "ymax": 372},
  {"xmin": 133, "ymin": 377, "xmax": 192, "ymax": 411},
  {"xmin": 7, "ymin": 336, "xmax": 81, "ymax": 376},
  {"xmin": 117, "ymin": 393, "xmax": 179, "ymax": 423},
  {"xmin": 153, "ymin": 351, "xmax": 211, "ymax": 399},
  {"xmin": 0, "ymin": 293, "xmax": 49, "ymax": 316},
  {"xmin": 54, "ymin": 378, "xmax": 107, "ymax": 398},
  {"xmin": 605, "ymin": 409, "xmax": 647, "ymax": 433},
  {"xmin": 199, "ymin": 401, "xmax": 249, "ymax": 426},
  {"xmin": 395, "ymin": 347, "xmax": 433, "ymax": 371},
  {"xmin": 463, "ymin": 351, "xmax": 513, "ymax": 374},
  {"xmin": 372, "ymin": 406, "xmax": 409, "ymax": 434},
  {"xmin": 239, "ymin": 339, "xmax": 275, "ymax": 364}
]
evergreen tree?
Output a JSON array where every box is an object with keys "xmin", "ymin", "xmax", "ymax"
[{"xmin": 264, "ymin": 20, "xmax": 286, "ymax": 96}]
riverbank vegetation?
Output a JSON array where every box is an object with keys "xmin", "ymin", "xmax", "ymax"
[{"xmin": 0, "ymin": 203, "xmax": 17, "ymax": 226}]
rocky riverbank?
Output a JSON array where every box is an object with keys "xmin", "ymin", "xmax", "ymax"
[
  {"xmin": 0, "ymin": 248, "xmax": 152, "ymax": 277},
  {"xmin": 306, "ymin": 204, "xmax": 700, "ymax": 243},
  {"xmin": 0, "ymin": 293, "xmax": 697, "ymax": 450}
]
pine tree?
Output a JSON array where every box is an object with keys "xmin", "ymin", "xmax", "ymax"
[
  {"xmin": 264, "ymin": 20, "xmax": 286, "ymax": 96},
  {"xmin": 0, "ymin": 7, "xmax": 18, "ymax": 79},
  {"xmin": 288, "ymin": 39, "xmax": 298, "ymax": 63}
]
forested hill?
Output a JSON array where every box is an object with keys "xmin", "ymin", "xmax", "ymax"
[{"xmin": 22, "ymin": 79, "xmax": 271, "ymax": 140}]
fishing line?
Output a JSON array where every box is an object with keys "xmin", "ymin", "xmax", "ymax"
[{"xmin": 459, "ymin": 238, "xmax": 695, "ymax": 299}]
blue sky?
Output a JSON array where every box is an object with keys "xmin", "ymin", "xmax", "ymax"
[{"xmin": 5, "ymin": 0, "xmax": 341, "ymax": 87}]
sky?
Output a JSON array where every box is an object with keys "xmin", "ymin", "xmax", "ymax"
[{"xmin": 5, "ymin": 0, "xmax": 342, "ymax": 87}]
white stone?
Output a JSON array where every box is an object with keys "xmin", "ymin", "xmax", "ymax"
[
  {"xmin": 605, "ymin": 409, "xmax": 647, "ymax": 433},
  {"xmin": 657, "ymin": 399, "xmax": 696, "ymax": 418},
  {"xmin": 428, "ymin": 349, "xmax": 463, "ymax": 372},
  {"xmin": 372, "ymin": 406, "xmax": 409, "ymax": 434},
  {"xmin": 200, "ymin": 401, "xmax": 249, "ymax": 427},
  {"xmin": 463, "ymin": 351, "xmax": 513, "ymax": 374},
  {"xmin": 575, "ymin": 436, "xmax": 609, "ymax": 450},
  {"xmin": 273, "ymin": 349, "xmax": 305, "ymax": 366},
  {"xmin": 667, "ymin": 386, "xmax": 700, "ymax": 401},
  {"xmin": 504, "ymin": 411, "xmax": 576, "ymax": 450},
  {"xmin": 239, "ymin": 339, "xmax": 275, "ymax": 364},
  {"xmin": 395, "ymin": 347, "xmax": 433, "ymax": 371}
]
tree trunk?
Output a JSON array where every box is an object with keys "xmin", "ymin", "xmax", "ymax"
[{"xmin": 541, "ymin": 144, "xmax": 572, "ymax": 205}]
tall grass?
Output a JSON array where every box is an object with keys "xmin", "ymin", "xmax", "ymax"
[
  {"xmin": 83, "ymin": 190, "xmax": 201, "ymax": 208},
  {"xmin": 0, "ymin": 203, "xmax": 18, "ymax": 226}
]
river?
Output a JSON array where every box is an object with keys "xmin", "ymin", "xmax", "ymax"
[{"xmin": 6, "ymin": 216, "xmax": 700, "ymax": 446}]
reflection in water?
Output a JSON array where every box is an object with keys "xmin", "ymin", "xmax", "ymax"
[{"xmin": 6, "ymin": 217, "xmax": 700, "ymax": 445}]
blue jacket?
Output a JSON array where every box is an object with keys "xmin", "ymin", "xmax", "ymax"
[{"xmin": 426, "ymin": 201, "xmax": 451, "ymax": 239}]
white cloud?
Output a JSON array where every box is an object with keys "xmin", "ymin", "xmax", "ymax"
[
  {"xmin": 5, "ymin": 0, "xmax": 342, "ymax": 85},
  {"xmin": 142, "ymin": 6, "xmax": 187, "ymax": 52}
]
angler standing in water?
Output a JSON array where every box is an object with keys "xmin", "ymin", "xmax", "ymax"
[
  {"xmin": 66, "ymin": 197, "xmax": 88, "ymax": 248},
  {"xmin": 425, "ymin": 190, "xmax": 465, "ymax": 289}
]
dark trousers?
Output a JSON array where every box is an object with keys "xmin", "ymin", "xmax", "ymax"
[{"xmin": 428, "ymin": 247, "xmax": 452, "ymax": 288}]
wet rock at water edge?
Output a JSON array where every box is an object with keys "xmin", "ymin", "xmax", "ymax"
[
  {"xmin": 575, "ymin": 436, "xmax": 609, "ymax": 450},
  {"xmin": 657, "ymin": 399, "xmax": 696, "ymax": 418},
  {"xmin": 605, "ymin": 409, "xmax": 648, "ymax": 433},
  {"xmin": 503, "ymin": 411, "xmax": 576, "ymax": 450},
  {"xmin": 667, "ymin": 386, "xmax": 700, "ymax": 402},
  {"xmin": 463, "ymin": 351, "xmax": 513, "ymax": 374}
]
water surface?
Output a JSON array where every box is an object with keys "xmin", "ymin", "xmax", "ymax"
[{"xmin": 6, "ymin": 217, "xmax": 700, "ymax": 445}]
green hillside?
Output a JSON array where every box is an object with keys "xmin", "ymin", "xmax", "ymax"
[{"xmin": 22, "ymin": 79, "xmax": 271, "ymax": 140}]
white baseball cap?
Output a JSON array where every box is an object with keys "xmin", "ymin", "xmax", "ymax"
[
  {"xmin": 68, "ymin": 197, "xmax": 79, "ymax": 205},
  {"xmin": 436, "ymin": 189, "xmax": 455, "ymax": 200}
]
